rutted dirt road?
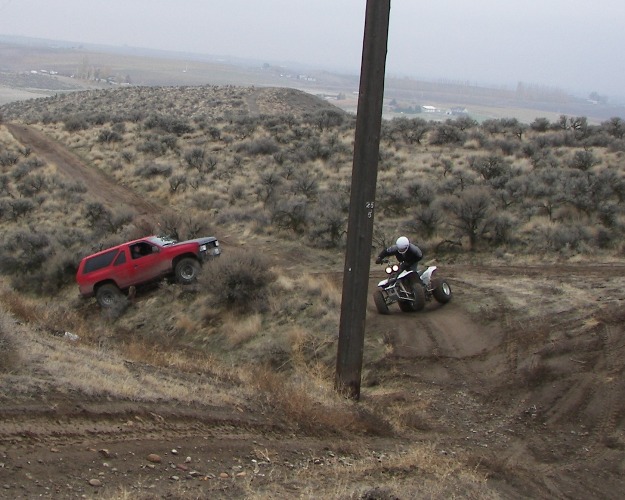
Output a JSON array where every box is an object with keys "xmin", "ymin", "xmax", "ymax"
[{"xmin": 2, "ymin": 124, "xmax": 625, "ymax": 498}]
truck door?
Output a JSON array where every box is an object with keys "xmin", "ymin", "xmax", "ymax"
[{"xmin": 127, "ymin": 241, "xmax": 169, "ymax": 285}]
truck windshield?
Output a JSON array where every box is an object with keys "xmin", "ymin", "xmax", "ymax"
[{"xmin": 148, "ymin": 236, "xmax": 177, "ymax": 247}]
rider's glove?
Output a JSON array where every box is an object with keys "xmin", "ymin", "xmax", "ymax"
[{"xmin": 375, "ymin": 257, "xmax": 382, "ymax": 265}]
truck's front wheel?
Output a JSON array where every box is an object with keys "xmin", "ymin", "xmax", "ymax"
[{"xmin": 175, "ymin": 258, "xmax": 200, "ymax": 284}]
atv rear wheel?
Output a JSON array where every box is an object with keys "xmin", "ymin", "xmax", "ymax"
[
  {"xmin": 373, "ymin": 290, "xmax": 390, "ymax": 314},
  {"xmin": 433, "ymin": 278, "xmax": 452, "ymax": 304}
]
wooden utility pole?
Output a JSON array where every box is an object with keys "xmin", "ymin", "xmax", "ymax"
[{"xmin": 336, "ymin": 0, "xmax": 391, "ymax": 400}]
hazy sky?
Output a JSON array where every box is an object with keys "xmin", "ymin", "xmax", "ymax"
[{"xmin": 1, "ymin": 0, "xmax": 624, "ymax": 98}]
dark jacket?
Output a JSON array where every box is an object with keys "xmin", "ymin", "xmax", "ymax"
[{"xmin": 376, "ymin": 243, "xmax": 423, "ymax": 269}]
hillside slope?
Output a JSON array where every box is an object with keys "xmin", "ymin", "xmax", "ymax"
[{"xmin": 1, "ymin": 86, "xmax": 625, "ymax": 498}]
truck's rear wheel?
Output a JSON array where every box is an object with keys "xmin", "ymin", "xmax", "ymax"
[
  {"xmin": 175, "ymin": 258, "xmax": 200, "ymax": 284},
  {"xmin": 96, "ymin": 283, "xmax": 123, "ymax": 308}
]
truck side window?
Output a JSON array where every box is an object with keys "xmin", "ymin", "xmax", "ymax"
[
  {"xmin": 114, "ymin": 251, "xmax": 127, "ymax": 266},
  {"xmin": 83, "ymin": 249, "xmax": 118, "ymax": 274}
]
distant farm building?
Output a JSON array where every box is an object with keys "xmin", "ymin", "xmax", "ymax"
[{"xmin": 447, "ymin": 107, "xmax": 469, "ymax": 115}]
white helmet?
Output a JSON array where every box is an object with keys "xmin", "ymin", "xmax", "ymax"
[{"xmin": 396, "ymin": 236, "xmax": 410, "ymax": 254}]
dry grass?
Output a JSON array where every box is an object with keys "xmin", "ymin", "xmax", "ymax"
[
  {"xmin": 0, "ymin": 312, "xmax": 250, "ymax": 407},
  {"xmin": 222, "ymin": 311, "xmax": 263, "ymax": 347},
  {"xmin": 0, "ymin": 309, "xmax": 19, "ymax": 373}
]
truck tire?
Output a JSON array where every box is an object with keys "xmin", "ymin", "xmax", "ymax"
[
  {"xmin": 175, "ymin": 258, "xmax": 200, "ymax": 284},
  {"xmin": 96, "ymin": 283, "xmax": 123, "ymax": 308}
]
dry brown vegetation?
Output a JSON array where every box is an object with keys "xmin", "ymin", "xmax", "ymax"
[{"xmin": 1, "ymin": 86, "xmax": 625, "ymax": 499}]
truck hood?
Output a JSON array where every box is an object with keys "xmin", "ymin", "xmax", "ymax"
[{"xmin": 179, "ymin": 237, "xmax": 218, "ymax": 246}]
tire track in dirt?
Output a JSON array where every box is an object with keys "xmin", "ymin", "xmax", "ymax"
[
  {"xmin": 5, "ymin": 123, "xmax": 162, "ymax": 217},
  {"xmin": 589, "ymin": 323, "xmax": 624, "ymax": 456},
  {"xmin": 366, "ymin": 274, "xmax": 501, "ymax": 390},
  {"xmin": 0, "ymin": 402, "xmax": 279, "ymax": 449}
]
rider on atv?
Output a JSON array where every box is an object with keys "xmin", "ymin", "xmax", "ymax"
[{"xmin": 375, "ymin": 236, "xmax": 423, "ymax": 274}]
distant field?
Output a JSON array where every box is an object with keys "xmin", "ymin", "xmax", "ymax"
[
  {"xmin": 0, "ymin": 86, "xmax": 51, "ymax": 105},
  {"xmin": 1, "ymin": 38, "xmax": 624, "ymax": 123}
]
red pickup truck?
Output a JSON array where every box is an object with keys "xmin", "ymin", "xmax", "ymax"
[{"xmin": 76, "ymin": 235, "xmax": 221, "ymax": 307}]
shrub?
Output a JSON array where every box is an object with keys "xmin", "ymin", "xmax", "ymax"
[
  {"xmin": 14, "ymin": 252, "xmax": 78, "ymax": 295},
  {"xmin": 570, "ymin": 150, "xmax": 600, "ymax": 171},
  {"xmin": 169, "ymin": 174, "xmax": 187, "ymax": 193},
  {"xmin": 304, "ymin": 109, "xmax": 345, "ymax": 131},
  {"xmin": 254, "ymin": 171, "xmax": 282, "ymax": 206},
  {"xmin": 83, "ymin": 202, "xmax": 133, "ymax": 233},
  {"xmin": 547, "ymin": 223, "xmax": 593, "ymax": 252},
  {"xmin": 530, "ymin": 117, "xmax": 551, "ymax": 132},
  {"xmin": 9, "ymin": 199, "xmax": 34, "ymax": 219},
  {"xmin": 430, "ymin": 123, "xmax": 467, "ymax": 145},
  {"xmin": 137, "ymin": 139, "xmax": 167, "ymax": 156},
  {"xmin": 410, "ymin": 206, "xmax": 441, "ymax": 239},
  {"xmin": 16, "ymin": 174, "xmax": 47, "ymax": 197},
  {"xmin": 184, "ymin": 147, "xmax": 205, "ymax": 170},
  {"xmin": 121, "ymin": 150, "xmax": 135, "ymax": 163},
  {"xmin": 0, "ymin": 151, "xmax": 19, "ymax": 167},
  {"xmin": 98, "ymin": 129, "xmax": 123, "ymax": 143},
  {"xmin": 134, "ymin": 163, "xmax": 173, "ymax": 178},
  {"xmin": 307, "ymin": 193, "xmax": 347, "ymax": 248},
  {"xmin": 384, "ymin": 116, "xmax": 429, "ymax": 144},
  {"xmin": 11, "ymin": 157, "xmax": 45, "ymax": 181},
  {"xmin": 271, "ymin": 196, "xmax": 309, "ymax": 234},
  {"xmin": 0, "ymin": 175, "xmax": 11, "ymax": 196},
  {"xmin": 0, "ymin": 230, "xmax": 50, "ymax": 276},
  {"xmin": 292, "ymin": 170, "xmax": 319, "ymax": 200},
  {"xmin": 202, "ymin": 250, "xmax": 275, "ymax": 312},
  {"xmin": 379, "ymin": 187, "xmax": 411, "ymax": 216},
  {"xmin": 486, "ymin": 212, "xmax": 518, "ymax": 246},
  {"xmin": 144, "ymin": 114, "xmax": 193, "ymax": 136},
  {"xmin": 64, "ymin": 115, "xmax": 89, "ymax": 132},
  {"xmin": 468, "ymin": 154, "xmax": 510, "ymax": 181},
  {"xmin": 236, "ymin": 137, "xmax": 279, "ymax": 156},
  {"xmin": 84, "ymin": 201, "xmax": 110, "ymax": 227},
  {"xmin": 0, "ymin": 312, "xmax": 19, "ymax": 373},
  {"xmin": 439, "ymin": 186, "xmax": 493, "ymax": 250},
  {"xmin": 406, "ymin": 180, "xmax": 435, "ymax": 207}
]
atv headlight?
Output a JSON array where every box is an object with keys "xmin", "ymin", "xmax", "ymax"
[
  {"xmin": 385, "ymin": 266, "xmax": 392, "ymax": 274},
  {"xmin": 392, "ymin": 264, "xmax": 399, "ymax": 272},
  {"xmin": 199, "ymin": 244, "xmax": 207, "ymax": 252}
]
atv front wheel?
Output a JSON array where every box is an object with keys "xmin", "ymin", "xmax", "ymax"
[
  {"xmin": 373, "ymin": 290, "xmax": 390, "ymax": 314},
  {"xmin": 433, "ymin": 279, "xmax": 452, "ymax": 304},
  {"xmin": 399, "ymin": 275, "xmax": 426, "ymax": 312}
]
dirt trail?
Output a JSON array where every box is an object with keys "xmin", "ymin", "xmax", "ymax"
[
  {"xmin": 365, "ymin": 264, "xmax": 625, "ymax": 499},
  {"xmin": 5, "ymin": 123, "xmax": 161, "ymax": 216}
]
